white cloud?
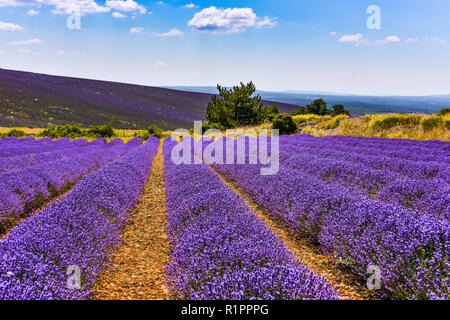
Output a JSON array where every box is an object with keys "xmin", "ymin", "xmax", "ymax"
[
  {"xmin": 71, "ymin": 50, "xmax": 87, "ymax": 56},
  {"xmin": 0, "ymin": 1, "xmax": 110, "ymax": 15},
  {"xmin": 0, "ymin": 21, "xmax": 23, "ymax": 31},
  {"xmin": 339, "ymin": 34, "xmax": 404, "ymax": 46},
  {"xmin": 376, "ymin": 35, "xmax": 401, "ymax": 45},
  {"xmin": 154, "ymin": 61, "xmax": 167, "ymax": 67},
  {"xmin": 338, "ymin": 33, "xmax": 368, "ymax": 46},
  {"xmin": 256, "ymin": 16, "xmax": 277, "ymax": 28},
  {"xmin": 51, "ymin": 9, "xmax": 65, "ymax": 15},
  {"xmin": 112, "ymin": 11, "xmax": 126, "ymax": 18},
  {"xmin": 106, "ymin": 0, "xmax": 146, "ymax": 14},
  {"xmin": 183, "ymin": 3, "xmax": 198, "ymax": 8},
  {"xmin": 130, "ymin": 27, "xmax": 144, "ymax": 34},
  {"xmin": 153, "ymin": 28, "xmax": 184, "ymax": 37},
  {"xmin": 9, "ymin": 38, "xmax": 42, "ymax": 46},
  {"xmin": 18, "ymin": 48, "xmax": 30, "ymax": 53},
  {"xmin": 386, "ymin": 35, "xmax": 400, "ymax": 42},
  {"xmin": 430, "ymin": 36, "xmax": 446, "ymax": 43},
  {"xmin": 157, "ymin": 1, "xmax": 165, "ymax": 5},
  {"xmin": 0, "ymin": 0, "xmax": 23, "ymax": 7},
  {"xmin": 57, "ymin": 50, "xmax": 64, "ymax": 55},
  {"xmin": 330, "ymin": 31, "xmax": 337, "ymax": 36},
  {"xmin": 188, "ymin": 6, "xmax": 277, "ymax": 34},
  {"xmin": 405, "ymin": 37, "xmax": 419, "ymax": 43},
  {"xmin": 0, "ymin": 49, "xmax": 5, "ymax": 54},
  {"xmin": 27, "ymin": 9, "xmax": 39, "ymax": 16}
]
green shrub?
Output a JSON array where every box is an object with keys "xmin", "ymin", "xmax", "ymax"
[
  {"xmin": 272, "ymin": 114, "xmax": 297, "ymax": 135},
  {"xmin": 147, "ymin": 125, "xmax": 164, "ymax": 138},
  {"xmin": 438, "ymin": 108, "xmax": 450, "ymax": 116},
  {"xmin": 421, "ymin": 116, "xmax": 443, "ymax": 131},
  {"xmin": 86, "ymin": 124, "xmax": 115, "ymax": 138},
  {"xmin": 331, "ymin": 104, "xmax": 350, "ymax": 116},
  {"xmin": 292, "ymin": 107, "xmax": 307, "ymax": 115},
  {"xmin": 6, "ymin": 129, "xmax": 27, "ymax": 138},
  {"xmin": 261, "ymin": 104, "xmax": 280, "ymax": 122},
  {"xmin": 135, "ymin": 125, "xmax": 165, "ymax": 140},
  {"xmin": 40, "ymin": 125, "xmax": 84, "ymax": 139}
]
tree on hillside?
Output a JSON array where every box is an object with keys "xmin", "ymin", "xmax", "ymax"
[
  {"xmin": 306, "ymin": 99, "xmax": 329, "ymax": 116},
  {"xmin": 438, "ymin": 108, "xmax": 450, "ymax": 116},
  {"xmin": 303, "ymin": 99, "xmax": 350, "ymax": 116},
  {"xmin": 331, "ymin": 104, "xmax": 350, "ymax": 116},
  {"xmin": 292, "ymin": 107, "xmax": 307, "ymax": 115},
  {"xmin": 261, "ymin": 103, "xmax": 280, "ymax": 122},
  {"xmin": 206, "ymin": 82, "xmax": 267, "ymax": 129}
]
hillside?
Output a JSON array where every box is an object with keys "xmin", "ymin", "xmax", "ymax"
[{"xmin": 0, "ymin": 69, "xmax": 299, "ymax": 130}]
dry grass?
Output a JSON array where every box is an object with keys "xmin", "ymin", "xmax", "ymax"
[
  {"xmin": 300, "ymin": 113, "xmax": 450, "ymax": 141},
  {"xmin": 0, "ymin": 127, "xmax": 44, "ymax": 135},
  {"xmin": 293, "ymin": 114, "xmax": 333, "ymax": 126}
]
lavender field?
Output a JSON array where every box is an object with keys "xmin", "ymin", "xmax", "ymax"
[
  {"xmin": 0, "ymin": 133, "xmax": 448, "ymax": 300},
  {"xmin": 0, "ymin": 136, "xmax": 159, "ymax": 299},
  {"xmin": 199, "ymin": 135, "xmax": 449, "ymax": 300}
]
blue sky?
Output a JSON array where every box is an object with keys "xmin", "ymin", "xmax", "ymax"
[{"xmin": 0, "ymin": 0, "xmax": 449, "ymax": 95}]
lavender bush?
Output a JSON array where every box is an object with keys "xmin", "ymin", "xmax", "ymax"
[
  {"xmin": 205, "ymin": 135, "xmax": 449, "ymax": 300},
  {"xmin": 164, "ymin": 138, "xmax": 338, "ymax": 300},
  {"xmin": 0, "ymin": 138, "xmax": 143, "ymax": 227},
  {"xmin": 0, "ymin": 138, "xmax": 114, "ymax": 174},
  {"xmin": 278, "ymin": 146, "xmax": 449, "ymax": 219},
  {"xmin": 0, "ymin": 137, "xmax": 93, "ymax": 158},
  {"xmin": 0, "ymin": 138, "xmax": 159, "ymax": 299}
]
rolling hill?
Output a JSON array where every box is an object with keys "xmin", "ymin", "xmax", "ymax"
[{"xmin": 0, "ymin": 69, "xmax": 299, "ymax": 130}]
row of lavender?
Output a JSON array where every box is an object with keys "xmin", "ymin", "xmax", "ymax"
[
  {"xmin": 0, "ymin": 138, "xmax": 109, "ymax": 174},
  {"xmin": 281, "ymin": 135, "xmax": 449, "ymax": 182},
  {"xmin": 0, "ymin": 137, "xmax": 92, "ymax": 159},
  {"xmin": 292, "ymin": 135, "xmax": 449, "ymax": 164},
  {"xmin": 0, "ymin": 138, "xmax": 159, "ymax": 299},
  {"xmin": 200, "ymin": 136, "xmax": 449, "ymax": 300},
  {"xmin": 0, "ymin": 138, "xmax": 142, "ymax": 229},
  {"xmin": 307, "ymin": 135, "xmax": 449, "ymax": 156},
  {"xmin": 163, "ymin": 139, "xmax": 338, "ymax": 300},
  {"xmin": 278, "ymin": 137, "xmax": 449, "ymax": 220}
]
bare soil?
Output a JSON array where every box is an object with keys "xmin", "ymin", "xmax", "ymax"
[{"xmin": 91, "ymin": 144, "xmax": 171, "ymax": 300}]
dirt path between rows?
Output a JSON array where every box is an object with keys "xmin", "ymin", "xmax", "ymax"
[
  {"xmin": 209, "ymin": 165, "xmax": 377, "ymax": 301},
  {"xmin": 92, "ymin": 144, "xmax": 171, "ymax": 300}
]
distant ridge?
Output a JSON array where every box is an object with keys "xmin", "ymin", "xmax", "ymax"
[
  {"xmin": 0, "ymin": 69, "xmax": 300, "ymax": 130},
  {"xmin": 167, "ymin": 86, "xmax": 450, "ymax": 115}
]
